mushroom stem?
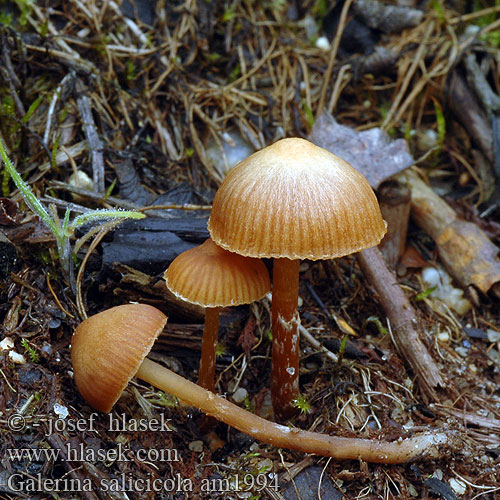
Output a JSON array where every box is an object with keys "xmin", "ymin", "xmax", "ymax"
[
  {"xmin": 198, "ymin": 307, "xmax": 220, "ymax": 392},
  {"xmin": 136, "ymin": 357, "xmax": 456, "ymax": 463},
  {"xmin": 271, "ymin": 257, "xmax": 300, "ymax": 421}
]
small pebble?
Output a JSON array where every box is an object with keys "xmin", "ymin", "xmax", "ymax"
[
  {"xmin": 0, "ymin": 337, "xmax": 14, "ymax": 351},
  {"xmin": 436, "ymin": 331, "xmax": 449, "ymax": 343},
  {"xmin": 188, "ymin": 440, "xmax": 204, "ymax": 453},
  {"xmin": 416, "ymin": 129, "xmax": 439, "ymax": 151},
  {"xmin": 53, "ymin": 403, "xmax": 69, "ymax": 419},
  {"xmin": 487, "ymin": 349, "xmax": 500, "ymax": 365},
  {"xmin": 232, "ymin": 387, "xmax": 248, "ymax": 404},
  {"xmin": 48, "ymin": 319, "xmax": 61, "ymax": 329},
  {"xmin": 432, "ymin": 469, "xmax": 443, "ymax": 480},
  {"xmin": 463, "ymin": 24, "xmax": 480, "ymax": 38},
  {"xmin": 41, "ymin": 344, "xmax": 53, "ymax": 356},
  {"xmin": 487, "ymin": 329, "xmax": 500, "ymax": 343},
  {"xmin": 449, "ymin": 478, "xmax": 467, "ymax": 495},
  {"xmin": 8, "ymin": 351, "xmax": 26, "ymax": 364},
  {"xmin": 315, "ymin": 36, "xmax": 330, "ymax": 50}
]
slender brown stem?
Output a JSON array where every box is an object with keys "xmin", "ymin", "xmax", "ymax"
[
  {"xmin": 357, "ymin": 246, "xmax": 444, "ymax": 400},
  {"xmin": 198, "ymin": 307, "xmax": 220, "ymax": 392},
  {"xmin": 271, "ymin": 258, "xmax": 300, "ymax": 421},
  {"xmin": 137, "ymin": 358, "xmax": 458, "ymax": 463}
]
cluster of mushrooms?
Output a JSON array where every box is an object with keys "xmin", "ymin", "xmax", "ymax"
[{"xmin": 71, "ymin": 138, "xmax": 454, "ymax": 463}]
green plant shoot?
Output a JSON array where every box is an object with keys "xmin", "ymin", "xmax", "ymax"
[
  {"xmin": 21, "ymin": 338, "xmax": 39, "ymax": 363},
  {"xmin": 293, "ymin": 394, "xmax": 312, "ymax": 414},
  {"xmin": 0, "ymin": 139, "xmax": 145, "ymax": 284}
]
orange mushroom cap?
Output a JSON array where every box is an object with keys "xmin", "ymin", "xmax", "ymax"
[
  {"xmin": 71, "ymin": 303, "xmax": 167, "ymax": 413},
  {"xmin": 208, "ymin": 138, "xmax": 387, "ymax": 260},
  {"xmin": 164, "ymin": 238, "xmax": 271, "ymax": 308}
]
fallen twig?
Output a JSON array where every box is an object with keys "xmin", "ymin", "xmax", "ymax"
[
  {"xmin": 75, "ymin": 78, "xmax": 105, "ymax": 194},
  {"xmin": 357, "ymin": 246, "xmax": 445, "ymax": 400}
]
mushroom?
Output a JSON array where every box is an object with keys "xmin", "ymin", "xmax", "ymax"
[
  {"xmin": 71, "ymin": 303, "xmax": 457, "ymax": 463},
  {"xmin": 164, "ymin": 238, "xmax": 270, "ymax": 391},
  {"xmin": 208, "ymin": 138, "xmax": 387, "ymax": 420}
]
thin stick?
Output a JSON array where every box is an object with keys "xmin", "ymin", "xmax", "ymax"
[
  {"xmin": 357, "ymin": 246, "xmax": 444, "ymax": 400},
  {"xmin": 44, "ymin": 72, "xmax": 75, "ymax": 145},
  {"xmin": 75, "ymin": 79, "xmax": 105, "ymax": 194},
  {"xmin": 298, "ymin": 324, "xmax": 338, "ymax": 364}
]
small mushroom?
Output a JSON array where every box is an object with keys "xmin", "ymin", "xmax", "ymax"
[
  {"xmin": 164, "ymin": 238, "xmax": 270, "ymax": 391},
  {"xmin": 71, "ymin": 303, "xmax": 457, "ymax": 463},
  {"xmin": 208, "ymin": 138, "xmax": 387, "ymax": 420}
]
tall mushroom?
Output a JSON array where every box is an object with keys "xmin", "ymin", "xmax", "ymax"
[
  {"xmin": 208, "ymin": 138, "xmax": 387, "ymax": 421},
  {"xmin": 70, "ymin": 303, "xmax": 457, "ymax": 463},
  {"xmin": 164, "ymin": 238, "xmax": 270, "ymax": 392}
]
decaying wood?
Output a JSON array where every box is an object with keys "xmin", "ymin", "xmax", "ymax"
[
  {"xmin": 447, "ymin": 72, "xmax": 494, "ymax": 164},
  {"xmin": 464, "ymin": 53, "xmax": 500, "ymax": 115},
  {"xmin": 398, "ymin": 169, "xmax": 500, "ymax": 297},
  {"xmin": 435, "ymin": 406, "xmax": 500, "ymax": 433},
  {"xmin": 378, "ymin": 180, "xmax": 411, "ymax": 268},
  {"xmin": 101, "ymin": 217, "xmax": 209, "ymax": 275},
  {"xmin": 309, "ymin": 114, "xmax": 413, "ymax": 189},
  {"xmin": 108, "ymin": 263, "xmax": 205, "ymax": 321},
  {"xmin": 156, "ymin": 324, "xmax": 204, "ymax": 352},
  {"xmin": 357, "ymin": 246, "xmax": 444, "ymax": 400}
]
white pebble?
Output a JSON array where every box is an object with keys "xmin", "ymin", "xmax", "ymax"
[
  {"xmin": 315, "ymin": 36, "xmax": 330, "ymax": 50},
  {"xmin": 53, "ymin": 403, "xmax": 69, "ymax": 419},
  {"xmin": 0, "ymin": 337, "xmax": 14, "ymax": 351},
  {"xmin": 422, "ymin": 266, "xmax": 471, "ymax": 315},
  {"xmin": 436, "ymin": 331, "xmax": 450, "ymax": 343},
  {"xmin": 232, "ymin": 387, "xmax": 248, "ymax": 404},
  {"xmin": 188, "ymin": 440, "xmax": 204, "ymax": 453},
  {"xmin": 8, "ymin": 351, "xmax": 26, "ymax": 364},
  {"xmin": 449, "ymin": 478, "xmax": 467, "ymax": 495},
  {"xmin": 487, "ymin": 329, "xmax": 500, "ymax": 343}
]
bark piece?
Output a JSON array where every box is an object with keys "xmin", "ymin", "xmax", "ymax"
[
  {"xmin": 357, "ymin": 246, "xmax": 444, "ymax": 399},
  {"xmin": 378, "ymin": 180, "xmax": 411, "ymax": 268},
  {"xmin": 45, "ymin": 434, "xmax": 101, "ymax": 500},
  {"xmin": 108, "ymin": 263, "xmax": 205, "ymax": 321},
  {"xmin": 101, "ymin": 216, "xmax": 209, "ymax": 275}
]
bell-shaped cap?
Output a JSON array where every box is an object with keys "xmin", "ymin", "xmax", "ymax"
[
  {"xmin": 71, "ymin": 303, "xmax": 167, "ymax": 412},
  {"xmin": 208, "ymin": 138, "xmax": 387, "ymax": 260},
  {"xmin": 164, "ymin": 238, "xmax": 271, "ymax": 308}
]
